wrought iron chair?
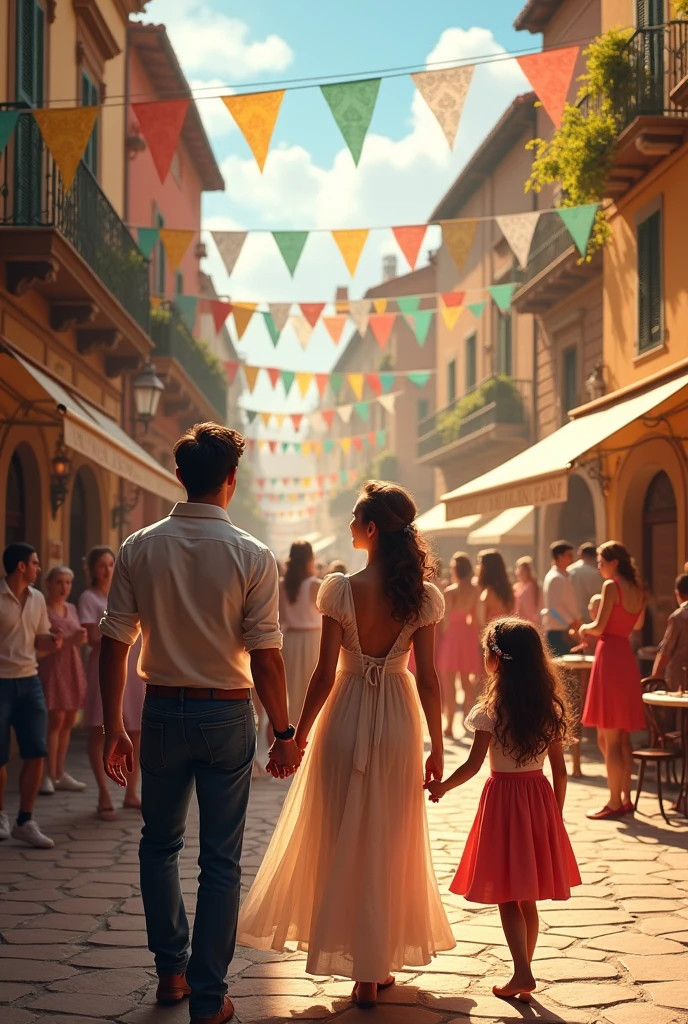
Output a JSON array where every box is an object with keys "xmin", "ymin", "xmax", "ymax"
[{"xmin": 632, "ymin": 678, "xmax": 683, "ymax": 824}]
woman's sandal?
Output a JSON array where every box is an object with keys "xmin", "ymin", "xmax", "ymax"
[
  {"xmin": 585, "ymin": 805, "xmax": 625, "ymax": 820},
  {"xmin": 96, "ymin": 804, "xmax": 116, "ymax": 821},
  {"xmin": 351, "ymin": 975, "xmax": 395, "ymax": 1009}
]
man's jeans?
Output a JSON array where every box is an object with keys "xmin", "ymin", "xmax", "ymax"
[{"xmin": 139, "ymin": 693, "xmax": 255, "ymax": 1017}]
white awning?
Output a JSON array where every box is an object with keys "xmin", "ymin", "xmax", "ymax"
[
  {"xmin": 467, "ymin": 506, "xmax": 534, "ymax": 547},
  {"xmin": 312, "ymin": 534, "xmax": 336, "ymax": 555},
  {"xmin": 442, "ymin": 373, "xmax": 688, "ymax": 517},
  {"xmin": 301, "ymin": 532, "xmax": 322, "ymax": 546},
  {"xmin": 3, "ymin": 347, "xmax": 183, "ymax": 503},
  {"xmin": 415, "ymin": 502, "xmax": 481, "ymax": 536}
]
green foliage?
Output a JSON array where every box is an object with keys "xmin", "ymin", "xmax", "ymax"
[
  {"xmin": 438, "ymin": 376, "xmax": 523, "ymax": 445},
  {"xmin": 150, "ymin": 304, "xmax": 171, "ymax": 325},
  {"xmin": 676, "ymin": 0, "xmax": 688, "ymax": 17},
  {"xmin": 195, "ymin": 338, "xmax": 226, "ymax": 386}
]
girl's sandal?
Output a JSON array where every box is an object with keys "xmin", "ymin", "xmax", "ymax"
[{"xmin": 96, "ymin": 804, "xmax": 116, "ymax": 821}]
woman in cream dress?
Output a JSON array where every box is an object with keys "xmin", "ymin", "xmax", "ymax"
[
  {"xmin": 238, "ymin": 482, "xmax": 455, "ymax": 1008},
  {"xmin": 279, "ymin": 541, "xmax": 322, "ymax": 720}
]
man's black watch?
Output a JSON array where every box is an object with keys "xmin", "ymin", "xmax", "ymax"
[{"xmin": 273, "ymin": 724, "xmax": 296, "ymax": 741}]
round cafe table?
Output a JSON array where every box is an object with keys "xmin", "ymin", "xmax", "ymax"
[
  {"xmin": 642, "ymin": 690, "xmax": 688, "ymax": 816},
  {"xmin": 553, "ymin": 654, "xmax": 595, "ymax": 777}
]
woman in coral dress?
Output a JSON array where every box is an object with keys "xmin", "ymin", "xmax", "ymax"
[
  {"xmin": 438, "ymin": 552, "xmax": 483, "ymax": 737},
  {"xmin": 580, "ymin": 541, "xmax": 645, "ymax": 820},
  {"xmin": 513, "ymin": 556, "xmax": 541, "ymax": 627},
  {"xmin": 238, "ymin": 482, "xmax": 455, "ymax": 1008}
]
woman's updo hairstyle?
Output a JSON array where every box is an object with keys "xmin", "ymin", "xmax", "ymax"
[
  {"xmin": 597, "ymin": 540, "xmax": 641, "ymax": 588},
  {"xmin": 356, "ymin": 480, "xmax": 438, "ymax": 623}
]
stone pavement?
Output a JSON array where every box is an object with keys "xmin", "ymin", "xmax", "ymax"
[{"xmin": 1, "ymin": 731, "xmax": 688, "ymax": 1024}]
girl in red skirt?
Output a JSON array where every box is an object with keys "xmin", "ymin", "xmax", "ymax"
[{"xmin": 425, "ymin": 617, "xmax": 580, "ymax": 1002}]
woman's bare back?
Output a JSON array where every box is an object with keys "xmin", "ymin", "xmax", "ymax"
[
  {"xmin": 348, "ymin": 568, "xmax": 410, "ymax": 658},
  {"xmin": 445, "ymin": 580, "xmax": 478, "ymax": 616}
]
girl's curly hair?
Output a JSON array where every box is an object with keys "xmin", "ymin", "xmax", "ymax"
[
  {"xmin": 481, "ymin": 617, "xmax": 573, "ymax": 766},
  {"xmin": 356, "ymin": 480, "xmax": 438, "ymax": 623}
]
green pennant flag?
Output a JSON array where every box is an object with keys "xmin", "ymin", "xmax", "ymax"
[
  {"xmin": 263, "ymin": 311, "xmax": 281, "ymax": 346},
  {"xmin": 320, "ymin": 78, "xmax": 381, "ymax": 165},
  {"xmin": 281, "ymin": 370, "xmax": 296, "ymax": 395},
  {"xmin": 175, "ymin": 295, "xmax": 198, "ymax": 332},
  {"xmin": 292, "ymin": 442, "xmax": 301, "ymax": 453},
  {"xmin": 379, "ymin": 372, "xmax": 395, "ymax": 394},
  {"xmin": 0, "ymin": 110, "xmax": 20, "ymax": 155},
  {"xmin": 270, "ymin": 478, "xmax": 277, "ymax": 486},
  {"xmin": 281, "ymin": 442, "xmax": 290, "ymax": 453},
  {"xmin": 324, "ymin": 439, "xmax": 335, "ymax": 453},
  {"xmin": 488, "ymin": 284, "xmax": 517, "ymax": 313},
  {"xmin": 245, "ymin": 410, "xmax": 257, "ymax": 424},
  {"xmin": 272, "ymin": 231, "xmax": 309, "ymax": 276},
  {"xmin": 329, "ymin": 372, "xmax": 345, "ymax": 397},
  {"xmin": 354, "ymin": 401, "xmax": 370, "ymax": 421},
  {"xmin": 411, "ymin": 310, "xmax": 433, "ymax": 347},
  {"xmin": 137, "ymin": 227, "xmax": 159, "ymax": 259},
  {"xmin": 557, "ymin": 203, "xmax": 600, "ymax": 257},
  {"xmin": 408, "ymin": 372, "xmax": 431, "ymax": 389},
  {"xmin": 397, "ymin": 296, "xmax": 420, "ymax": 316},
  {"xmin": 339, "ymin": 469, "xmax": 348, "ymax": 485},
  {"xmin": 376, "ymin": 429, "xmax": 386, "ymax": 446},
  {"xmin": 467, "ymin": 301, "xmax": 486, "ymax": 318}
]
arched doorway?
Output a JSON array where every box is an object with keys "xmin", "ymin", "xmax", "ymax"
[
  {"xmin": 643, "ymin": 470, "xmax": 677, "ymax": 645},
  {"xmin": 4, "ymin": 443, "xmax": 42, "ymax": 553},
  {"xmin": 5, "ymin": 451, "xmax": 26, "ymax": 547},
  {"xmin": 557, "ymin": 475, "xmax": 597, "ymax": 549},
  {"xmin": 69, "ymin": 465, "xmax": 102, "ymax": 601}
]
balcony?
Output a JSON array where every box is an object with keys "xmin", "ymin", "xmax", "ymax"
[
  {"xmin": 0, "ymin": 103, "xmax": 151, "ymax": 374},
  {"xmin": 150, "ymin": 303, "xmax": 227, "ymax": 421},
  {"xmin": 511, "ymin": 215, "xmax": 602, "ymax": 314},
  {"xmin": 417, "ymin": 376, "xmax": 532, "ymax": 470}
]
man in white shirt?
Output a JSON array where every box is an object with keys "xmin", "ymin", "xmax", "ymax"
[
  {"xmin": 568, "ymin": 543, "xmax": 603, "ymax": 623},
  {"xmin": 99, "ymin": 422, "xmax": 300, "ymax": 1024},
  {"xmin": 542, "ymin": 540, "xmax": 583, "ymax": 657},
  {"xmin": 0, "ymin": 543, "xmax": 61, "ymax": 848}
]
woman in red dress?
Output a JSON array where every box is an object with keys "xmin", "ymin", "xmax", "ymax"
[{"xmin": 580, "ymin": 541, "xmax": 645, "ymax": 820}]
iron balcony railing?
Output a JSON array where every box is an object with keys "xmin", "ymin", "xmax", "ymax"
[
  {"xmin": 0, "ymin": 103, "xmax": 150, "ymax": 332},
  {"xmin": 150, "ymin": 303, "xmax": 227, "ymax": 419},
  {"xmin": 417, "ymin": 376, "xmax": 531, "ymax": 459},
  {"xmin": 521, "ymin": 219, "xmax": 575, "ymax": 287}
]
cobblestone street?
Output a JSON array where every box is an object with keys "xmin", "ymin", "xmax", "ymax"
[{"xmin": 1, "ymin": 732, "xmax": 687, "ymax": 1024}]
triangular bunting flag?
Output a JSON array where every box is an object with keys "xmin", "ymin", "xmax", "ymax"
[
  {"xmin": 467, "ymin": 301, "xmax": 486, "ymax": 318},
  {"xmin": 331, "ymin": 229, "xmax": 369, "ymax": 276},
  {"xmin": 376, "ymin": 429, "xmax": 386, "ymax": 447},
  {"xmin": 366, "ymin": 432, "xmax": 376, "ymax": 446},
  {"xmin": 337, "ymin": 405, "xmax": 353, "ymax": 424},
  {"xmin": 397, "ymin": 296, "xmax": 420, "ymax": 316},
  {"xmin": 442, "ymin": 291, "xmax": 465, "ymax": 307},
  {"xmin": 255, "ymin": 478, "xmax": 265, "ymax": 488},
  {"xmin": 211, "ymin": 300, "xmax": 233, "ymax": 333},
  {"xmin": 272, "ymin": 231, "xmax": 309, "ymax": 276},
  {"xmin": 488, "ymin": 283, "xmax": 517, "ymax": 312},
  {"xmin": 243, "ymin": 366, "xmax": 260, "ymax": 393},
  {"xmin": 411, "ymin": 310, "xmax": 434, "ymax": 347},
  {"xmin": 268, "ymin": 441, "xmax": 277, "ymax": 454},
  {"xmin": 320, "ymin": 78, "xmax": 381, "ymax": 165},
  {"xmin": 352, "ymin": 437, "xmax": 363, "ymax": 453},
  {"xmin": 267, "ymin": 367, "xmax": 281, "ymax": 388},
  {"xmin": 517, "ymin": 46, "xmax": 579, "ymax": 130},
  {"xmin": 322, "ymin": 410, "xmax": 336, "ymax": 429},
  {"xmin": 212, "ymin": 231, "xmax": 247, "ymax": 276},
  {"xmin": 340, "ymin": 438, "xmax": 352, "ymax": 454},
  {"xmin": 159, "ymin": 229, "xmax": 195, "ymax": 270},
  {"xmin": 354, "ymin": 401, "xmax": 370, "ymax": 422},
  {"xmin": 557, "ymin": 204, "xmax": 601, "ymax": 257},
  {"xmin": 0, "ymin": 110, "xmax": 20, "ymax": 155},
  {"xmin": 496, "ymin": 211, "xmax": 541, "ymax": 270},
  {"xmin": 322, "ymin": 315, "xmax": 348, "ymax": 344},
  {"xmin": 222, "ymin": 90, "xmax": 285, "ymax": 172},
  {"xmin": 175, "ymin": 295, "xmax": 198, "ymax": 332},
  {"xmin": 369, "ymin": 313, "xmax": 396, "ymax": 348},
  {"xmin": 33, "ymin": 107, "xmax": 99, "ymax": 192},
  {"xmin": 224, "ymin": 361, "xmax": 239, "ymax": 384},
  {"xmin": 245, "ymin": 410, "xmax": 257, "ymax": 424},
  {"xmin": 329, "ymin": 372, "xmax": 345, "ymax": 398},
  {"xmin": 365, "ymin": 373, "xmax": 383, "ymax": 397},
  {"xmin": 263, "ymin": 311, "xmax": 280, "ymax": 346},
  {"xmin": 260, "ymin": 413, "xmax": 271, "ymax": 428},
  {"xmin": 290, "ymin": 315, "xmax": 313, "ymax": 349},
  {"xmin": 408, "ymin": 372, "xmax": 431, "ymax": 388},
  {"xmin": 372, "ymin": 298, "xmax": 387, "ymax": 314},
  {"xmin": 411, "ymin": 64, "xmax": 474, "ymax": 148},
  {"xmin": 132, "ymin": 99, "xmax": 189, "ymax": 183},
  {"xmin": 314, "ymin": 373, "xmax": 329, "ymax": 397},
  {"xmin": 348, "ymin": 299, "xmax": 370, "ymax": 337},
  {"xmin": 137, "ymin": 227, "xmax": 159, "ymax": 259},
  {"xmin": 296, "ymin": 372, "xmax": 312, "ymax": 398},
  {"xmin": 441, "ymin": 219, "xmax": 478, "ymax": 274},
  {"xmin": 441, "ymin": 305, "xmax": 463, "ymax": 330},
  {"xmin": 392, "ymin": 225, "xmax": 427, "ymax": 271},
  {"xmin": 291, "ymin": 413, "xmax": 304, "ymax": 431},
  {"xmin": 268, "ymin": 303, "xmax": 291, "ymax": 334},
  {"xmin": 347, "ymin": 373, "xmax": 364, "ymax": 401},
  {"xmin": 378, "ymin": 393, "xmax": 398, "ymax": 415},
  {"xmin": 302, "ymin": 442, "xmax": 312, "ymax": 456},
  {"xmin": 233, "ymin": 303, "xmax": 257, "ymax": 340},
  {"xmin": 300, "ymin": 303, "xmax": 325, "ymax": 328},
  {"xmin": 275, "ymin": 414, "xmax": 285, "ymax": 428},
  {"xmin": 281, "ymin": 370, "xmax": 295, "ymax": 395},
  {"xmin": 379, "ymin": 373, "xmax": 395, "ymax": 394}
]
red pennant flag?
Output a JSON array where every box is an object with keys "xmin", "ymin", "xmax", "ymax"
[
  {"xmin": 282, "ymin": 477, "xmax": 290, "ymax": 486},
  {"xmin": 132, "ymin": 99, "xmax": 190, "ymax": 183},
  {"xmin": 321, "ymin": 409, "xmax": 336, "ymax": 428},
  {"xmin": 365, "ymin": 373, "xmax": 383, "ymax": 397},
  {"xmin": 246, "ymin": 438, "xmax": 255, "ymax": 453},
  {"xmin": 255, "ymin": 478, "xmax": 265, "ymax": 488},
  {"xmin": 369, "ymin": 312, "xmax": 396, "ymax": 349},
  {"xmin": 300, "ymin": 303, "xmax": 325, "ymax": 328},
  {"xmin": 211, "ymin": 300, "xmax": 233, "ymax": 333},
  {"xmin": 268, "ymin": 441, "xmax": 277, "ymax": 454},
  {"xmin": 352, "ymin": 436, "xmax": 363, "ymax": 452},
  {"xmin": 224, "ymin": 361, "xmax": 239, "ymax": 384},
  {"xmin": 441, "ymin": 291, "xmax": 465, "ymax": 307},
  {"xmin": 392, "ymin": 225, "xmax": 427, "ymax": 271},
  {"xmin": 314, "ymin": 373, "xmax": 329, "ymax": 397},
  {"xmin": 322, "ymin": 316, "xmax": 347, "ymax": 344},
  {"xmin": 291, "ymin": 413, "xmax": 304, "ymax": 430},
  {"xmin": 517, "ymin": 45, "xmax": 579, "ymax": 130},
  {"xmin": 267, "ymin": 367, "xmax": 281, "ymax": 389},
  {"xmin": 367, "ymin": 432, "xmax": 376, "ymax": 445}
]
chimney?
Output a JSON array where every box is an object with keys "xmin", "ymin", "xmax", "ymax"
[{"xmin": 382, "ymin": 254, "xmax": 397, "ymax": 281}]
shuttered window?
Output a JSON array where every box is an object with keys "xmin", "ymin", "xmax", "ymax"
[
  {"xmin": 562, "ymin": 346, "xmax": 578, "ymax": 414},
  {"xmin": 465, "ymin": 334, "xmax": 477, "ymax": 391},
  {"xmin": 637, "ymin": 210, "xmax": 662, "ymax": 353},
  {"xmin": 497, "ymin": 310, "xmax": 512, "ymax": 377},
  {"xmin": 15, "ymin": 0, "xmax": 44, "ymax": 224},
  {"xmin": 447, "ymin": 359, "xmax": 456, "ymax": 404},
  {"xmin": 81, "ymin": 70, "xmax": 99, "ymax": 176},
  {"xmin": 636, "ymin": 0, "xmax": 664, "ymax": 27}
]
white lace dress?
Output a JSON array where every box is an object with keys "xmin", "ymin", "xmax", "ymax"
[{"xmin": 237, "ymin": 573, "xmax": 455, "ymax": 981}]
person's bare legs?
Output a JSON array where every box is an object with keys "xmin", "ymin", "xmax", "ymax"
[
  {"xmin": 493, "ymin": 902, "xmax": 536, "ymax": 999},
  {"xmin": 55, "ymin": 710, "xmax": 77, "ymax": 779},
  {"xmin": 620, "ymin": 731, "xmax": 633, "ymax": 805},
  {"xmin": 519, "ymin": 900, "xmax": 539, "ymax": 963},
  {"xmin": 19, "ymin": 758, "xmax": 44, "ymax": 816},
  {"xmin": 597, "ymin": 727, "xmax": 624, "ymax": 810},
  {"xmin": 124, "ymin": 731, "xmax": 141, "ymax": 809},
  {"xmin": 88, "ymin": 727, "xmax": 114, "ymax": 814},
  {"xmin": 46, "ymin": 709, "xmax": 63, "ymax": 781},
  {"xmin": 440, "ymin": 671, "xmax": 457, "ymax": 738}
]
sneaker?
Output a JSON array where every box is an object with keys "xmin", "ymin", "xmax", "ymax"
[
  {"xmin": 40, "ymin": 776, "xmax": 55, "ymax": 795},
  {"xmin": 54, "ymin": 773, "xmax": 86, "ymax": 792},
  {"xmin": 0, "ymin": 811, "xmax": 10, "ymax": 841},
  {"xmin": 11, "ymin": 819, "xmax": 54, "ymax": 849}
]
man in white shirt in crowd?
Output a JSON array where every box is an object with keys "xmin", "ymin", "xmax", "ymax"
[
  {"xmin": 568, "ymin": 542, "xmax": 603, "ymax": 623},
  {"xmin": 0, "ymin": 542, "xmax": 61, "ymax": 848},
  {"xmin": 99, "ymin": 422, "xmax": 301, "ymax": 1024},
  {"xmin": 542, "ymin": 539, "xmax": 583, "ymax": 657}
]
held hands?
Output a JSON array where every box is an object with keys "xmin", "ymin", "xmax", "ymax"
[
  {"xmin": 50, "ymin": 630, "xmax": 64, "ymax": 651},
  {"xmin": 265, "ymin": 737, "xmax": 302, "ymax": 779},
  {"xmin": 103, "ymin": 730, "xmax": 134, "ymax": 786},
  {"xmin": 424, "ymin": 779, "xmax": 446, "ymax": 803},
  {"xmin": 424, "ymin": 748, "xmax": 445, "ymax": 803}
]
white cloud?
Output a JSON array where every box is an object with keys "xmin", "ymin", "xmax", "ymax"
[{"xmin": 189, "ymin": 80, "xmax": 236, "ymax": 138}]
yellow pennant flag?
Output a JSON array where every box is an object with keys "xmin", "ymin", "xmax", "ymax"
[
  {"xmin": 332, "ymin": 229, "xmax": 369, "ymax": 276},
  {"xmin": 222, "ymin": 90, "xmax": 285, "ymax": 172},
  {"xmin": 33, "ymin": 107, "xmax": 99, "ymax": 192},
  {"xmin": 313, "ymin": 441, "xmax": 322, "ymax": 455},
  {"xmin": 275, "ymin": 414, "xmax": 285, "ymax": 428},
  {"xmin": 372, "ymin": 298, "xmax": 387, "ymax": 314},
  {"xmin": 441, "ymin": 305, "xmax": 464, "ymax": 330},
  {"xmin": 347, "ymin": 373, "xmax": 364, "ymax": 401},
  {"xmin": 259, "ymin": 440, "xmax": 269, "ymax": 453},
  {"xmin": 302, "ymin": 441, "xmax": 312, "ymax": 456},
  {"xmin": 296, "ymin": 372, "xmax": 313, "ymax": 398},
  {"xmin": 441, "ymin": 219, "xmax": 478, "ymax": 275},
  {"xmin": 340, "ymin": 437, "xmax": 352, "ymax": 454},
  {"xmin": 233, "ymin": 303, "xmax": 257, "ymax": 340},
  {"xmin": 159, "ymin": 229, "xmax": 195, "ymax": 271},
  {"xmin": 303, "ymin": 477, "xmax": 312, "ymax": 487},
  {"xmin": 260, "ymin": 412, "xmax": 271, "ymax": 427},
  {"xmin": 243, "ymin": 365, "xmax": 260, "ymax": 393}
]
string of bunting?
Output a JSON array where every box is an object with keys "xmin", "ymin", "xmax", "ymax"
[
  {"xmin": 227, "ymin": 363, "xmax": 433, "ymax": 399},
  {"xmin": 242, "ymin": 429, "xmax": 387, "ymax": 457},
  {"xmin": 0, "ymin": 44, "xmax": 582, "ymax": 186},
  {"xmin": 242, "ymin": 391, "xmax": 402, "ymax": 433}
]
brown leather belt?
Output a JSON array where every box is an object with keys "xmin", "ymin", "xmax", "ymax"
[{"xmin": 146, "ymin": 684, "xmax": 251, "ymax": 701}]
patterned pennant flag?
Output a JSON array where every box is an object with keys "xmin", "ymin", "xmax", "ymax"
[
  {"xmin": 137, "ymin": 227, "xmax": 159, "ymax": 259},
  {"xmin": 222, "ymin": 90, "xmax": 285, "ymax": 171},
  {"xmin": 365, "ymin": 373, "xmax": 383, "ymax": 397},
  {"xmin": 372, "ymin": 298, "xmax": 387, "ymax": 314},
  {"xmin": 517, "ymin": 46, "xmax": 579, "ymax": 130},
  {"xmin": 329, "ymin": 372, "xmax": 345, "ymax": 398},
  {"xmin": 354, "ymin": 401, "xmax": 370, "ymax": 422},
  {"xmin": 467, "ymin": 301, "xmax": 486, "ymax": 318},
  {"xmin": 441, "ymin": 305, "xmax": 463, "ymax": 330},
  {"xmin": 557, "ymin": 204, "xmax": 601, "ymax": 257},
  {"xmin": 267, "ymin": 367, "xmax": 281, "ymax": 389},
  {"xmin": 243, "ymin": 366, "xmax": 260, "ymax": 393},
  {"xmin": 347, "ymin": 373, "xmax": 364, "ymax": 401},
  {"xmin": 300, "ymin": 303, "xmax": 325, "ymax": 328},
  {"xmin": 281, "ymin": 370, "xmax": 296, "ymax": 395},
  {"xmin": 233, "ymin": 303, "xmax": 257, "ymax": 340},
  {"xmin": 322, "ymin": 315, "xmax": 348, "ymax": 344},
  {"xmin": 392, "ymin": 225, "xmax": 427, "ymax": 271},
  {"xmin": 295, "ymin": 372, "xmax": 313, "ymax": 398},
  {"xmin": 159, "ymin": 229, "xmax": 195, "ymax": 271},
  {"xmin": 411, "ymin": 65, "xmax": 474, "ymax": 148},
  {"xmin": 337, "ymin": 404, "xmax": 353, "ymax": 424},
  {"xmin": 397, "ymin": 296, "xmax": 420, "ymax": 316},
  {"xmin": 272, "ymin": 231, "xmax": 309, "ymax": 276},
  {"xmin": 496, "ymin": 211, "xmax": 541, "ymax": 270},
  {"xmin": 321, "ymin": 79, "xmax": 381, "ymax": 165},
  {"xmin": 314, "ymin": 373, "xmax": 329, "ymax": 397},
  {"xmin": 224, "ymin": 361, "xmax": 239, "ymax": 384},
  {"xmin": 408, "ymin": 371, "xmax": 431, "ymax": 389},
  {"xmin": 489, "ymin": 284, "xmax": 517, "ymax": 312},
  {"xmin": 211, "ymin": 300, "xmax": 233, "ymax": 333},
  {"xmin": 290, "ymin": 315, "xmax": 314, "ymax": 349},
  {"xmin": 369, "ymin": 313, "xmax": 396, "ymax": 348},
  {"xmin": 268, "ymin": 303, "xmax": 291, "ymax": 335},
  {"xmin": 132, "ymin": 99, "xmax": 189, "ymax": 183},
  {"xmin": 212, "ymin": 231, "xmax": 247, "ymax": 276},
  {"xmin": 379, "ymin": 372, "xmax": 395, "ymax": 394},
  {"xmin": 441, "ymin": 220, "xmax": 479, "ymax": 274},
  {"xmin": 263, "ymin": 311, "xmax": 280, "ymax": 346},
  {"xmin": 410, "ymin": 310, "xmax": 434, "ymax": 347},
  {"xmin": 348, "ymin": 299, "xmax": 370, "ymax": 337},
  {"xmin": 331, "ymin": 229, "xmax": 369, "ymax": 276}
]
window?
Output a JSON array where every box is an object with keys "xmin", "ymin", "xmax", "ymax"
[
  {"xmin": 447, "ymin": 360, "xmax": 456, "ymax": 404},
  {"xmin": 81, "ymin": 70, "xmax": 99, "ymax": 176},
  {"xmin": 175, "ymin": 270, "xmax": 184, "ymax": 295},
  {"xmin": 417, "ymin": 398, "xmax": 429, "ymax": 423},
  {"xmin": 15, "ymin": 0, "xmax": 44, "ymax": 223},
  {"xmin": 637, "ymin": 209, "xmax": 662, "ymax": 353},
  {"xmin": 496, "ymin": 311, "xmax": 512, "ymax": 377},
  {"xmin": 562, "ymin": 346, "xmax": 578, "ymax": 415},
  {"xmin": 636, "ymin": 0, "xmax": 664, "ymax": 27},
  {"xmin": 465, "ymin": 333, "xmax": 477, "ymax": 391},
  {"xmin": 152, "ymin": 207, "xmax": 166, "ymax": 297}
]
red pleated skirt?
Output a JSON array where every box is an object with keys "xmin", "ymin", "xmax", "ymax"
[{"xmin": 450, "ymin": 770, "xmax": 581, "ymax": 904}]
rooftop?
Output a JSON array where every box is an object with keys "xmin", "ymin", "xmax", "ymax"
[{"xmin": 514, "ymin": 0, "xmax": 565, "ymax": 34}]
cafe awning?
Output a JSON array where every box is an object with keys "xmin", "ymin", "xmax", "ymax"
[
  {"xmin": 1, "ymin": 345, "xmax": 183, "ymax": 503},
  {"xmin": 442, "ymin": 373, "xmax": 688, "ymax": 518},
  {"xmin": 467, "ymin": 506, "xmax": 534, "ymax": 547},
  {"xmin": 415, "ymin": 502, "xmax": 481, "ymax": 536}
]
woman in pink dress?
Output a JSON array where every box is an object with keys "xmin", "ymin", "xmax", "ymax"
[
  {"xmin": 580, "ymin": 541, "xmax": 645, "ymax": 820},
  {"xmin": 78, "ymin": 546, "xmax": 145, "ymax": 820},
  {"xmin": 438, "ymin": 552, "xmax": 483, "ymax": 738},
  {"xmin": 513, "ymin": 556, "xmax": 541, "ymax": 627},
  {"xmin": 476, "ymin": 549, "xmax": 515, "ymax": 627},
  {"xmin": 38, "ymin": 566, "xmax": 88, "ymax": 793}
]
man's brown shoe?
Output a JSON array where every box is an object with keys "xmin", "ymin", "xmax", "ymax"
[
  {"xmin": 156, "ymin": 973, "xmax": 191, "ymax": 1004},
  {"xmin": 190, "ymin": 994, "xmax": 234, "ymax": 1024}
]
